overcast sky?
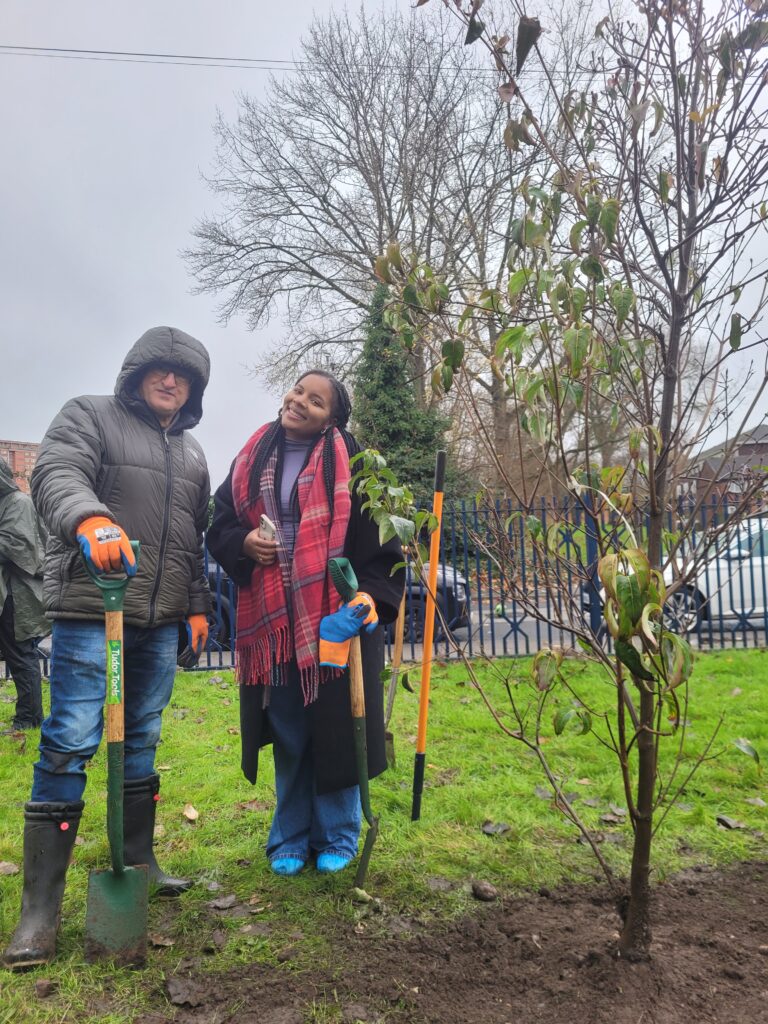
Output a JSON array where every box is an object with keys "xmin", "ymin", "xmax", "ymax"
[
  {"xmin": 0, "ymin": 0, "xmax": 399, "ymax": 485},
  {"xmin": 1, "ymin": 1, "xmax": 764, "ymax": 489}
]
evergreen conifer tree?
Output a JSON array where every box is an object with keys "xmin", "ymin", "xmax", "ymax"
[{"xmin": 352, "ymin": 286, "xmax": 457, "ymax": 499}]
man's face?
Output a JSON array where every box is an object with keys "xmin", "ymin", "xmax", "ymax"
[{"xmin": 139, "ymin": 365, "xmax": 191, "ymax": 427}]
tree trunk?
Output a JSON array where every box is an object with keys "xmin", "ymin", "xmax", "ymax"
[
  {"xmin": 619, "ymin": 682, "xmax": 656, "ymax": 958},
  {"xmin": 491, "ymin": 375, "xmax": 510, "ymax": 491}
]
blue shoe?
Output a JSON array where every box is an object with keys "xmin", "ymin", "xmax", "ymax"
[
  {"xmin": 316, "ymin": 852, "xmax": 353, "ymax": 874},
  {"xmin": 270, "ymin": 857, "xmax": 305, "ymax": 876}
]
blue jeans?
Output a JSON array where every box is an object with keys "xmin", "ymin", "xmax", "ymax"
[
  {"xmin": 31, "ymin": 619, "xmax": 178, "ymax": 803},
  {"xmin": 266, "ymin": 668, "xmax": 361, "ymax": 863}
]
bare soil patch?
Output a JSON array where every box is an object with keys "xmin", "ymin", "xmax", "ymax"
[{"xmin": 136, "ymin": 861, "xmax": 768, "ymax": 1024}]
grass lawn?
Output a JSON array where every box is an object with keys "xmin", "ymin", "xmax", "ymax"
[{"xmin": 0, "ymin": 649, "xmax": 766, "ymax": 1022}]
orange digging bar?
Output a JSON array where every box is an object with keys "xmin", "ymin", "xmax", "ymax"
[{"xmin": 411, "ymin": 450, "xmax": 447, "ymax": 821}]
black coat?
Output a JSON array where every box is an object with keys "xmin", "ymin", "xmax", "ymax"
[{"xmin": 206, "ymin": 464, "xmax": 404, "ymax": 794}]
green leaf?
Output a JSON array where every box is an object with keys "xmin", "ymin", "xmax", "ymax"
[
  {"xmin": 532, "ymin": 649, "xmax": 562, "ymax": 691},
  {"xmin": 553, "ymin": 707, "xmax": 591, "ymax": 736},
  {"xmin": 526, "ymin": 515, "xmax": 543, "ymax": 540},
  {"xmin": 628, "ymin": 428, "xmax": 643, "ymax": 459},
  {"xmin": 400, "ymin": 671, "xmax": 414, "ymax": 693},
  {"xmin": 553, "ymin": 708, "xmax": 576, "ymax": 735},
  {"xmin": 729, "ymin": 313, "xmax": 742, "ymax": 351},
  {"xmin": 440, "ymin": 362, "xmax": 454, "ymax": 392},
  {"xmin": 570, "ymin": 287, "xmax": 587, "ymax": 321},
  {"xmin": 580, "ymin": 256, "xmax": 604, "ymax": 281},
  {"xmin": 442, "ymin": 338, "xmax": 465, "ymax": 370},
  {"xmin": 586, "ymin": 194, "xmax": 602, "ymax": 227},
  {"xmin": 528, "ymin": 412, "xmax": 548, "ymax": 443},
  {"xmin": 378, "ymin": 514, "xmax": 397, "ymax": 546},
  {"xmin": 659, "ymin": 631, "xmax": 694, "ymax": 689},
  {"xmin": 598, "ymin": 198, "xmax": 620, "ymax": 243},
  {"xmin": 495, "ymin": 325, "xmax": 527, "ymax": 361},
  {"xmin": 508, "ymin": 268, "xmax": 532, "ymax": 298},
  {"xmin": 734, "ymin": 19, "xmax": 768, "ymax": 51},
  {"xmin": 521, "ymin": 218, "xmax": 548, "ymax": 249},
  {"xmin": 615, "ymin": 639, "xmax": 656, "ymax": 682},
  {"xmin": 389, "ymin": 515, "xmax": 416, "ymax": 546},
  {"xmin": 611, "ymin": 283, "xmax": 635, "ymax": 329},
  {"xmin": 732, "ymin": 737, "xmax": 760, "ymax": 764},
  {"xmin": 545, "ymin": 521, "xmax": 564, "ymax": 554},
  {"xmin": 659, "ymin": 169, "xmax": 672, "ymax": 203},
  {"xmin": 402, "ymin": 283, "xmax": 420, "ymax": 308},
  {"xmin": 649, "ymin": 99, "xmax": 665, "ymax": 138},
  {"xmin": 569, "ymin": 219, "xmax": 589, "ymax": 254},
  {"xmin": 615, "ymin": 574, "xmax": 644, "ymax": 626},
  {"xmin": 563, "ymin": 326, "xmax": 591, "ymax": 376}
]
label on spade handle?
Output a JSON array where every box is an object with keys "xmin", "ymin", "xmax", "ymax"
[{"xmin": 107, "ymin": 640, "xmax": 122, "ymax": 705}]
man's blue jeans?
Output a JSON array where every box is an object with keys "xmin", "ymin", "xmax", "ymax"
[
  {"xmin": 32, "ymin": 619, "xmax": 178, "ymax": 803},
  {"xmin": 266, "ymin": 667, "xmax": 361, "ymax": 864}
]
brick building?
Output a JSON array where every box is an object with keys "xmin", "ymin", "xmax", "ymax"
[{"xmin": 0, "ymin": 439, "xmax": 40, "ymax": 494}]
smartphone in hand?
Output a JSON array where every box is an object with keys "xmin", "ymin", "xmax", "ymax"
[{"xmin": 259, "ymin": 514, "xmax": 277, "ymax": 542}]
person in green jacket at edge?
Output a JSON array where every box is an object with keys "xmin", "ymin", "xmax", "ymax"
[
  {"xmin": 0, "ymin": 457, "xmax": 49, "ymax": 732},
  {"xmin": 2, "ymin": 326, "xmax": 212, "ymax": 971}
]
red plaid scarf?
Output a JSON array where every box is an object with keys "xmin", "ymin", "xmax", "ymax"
[{"xmin": 231, "ymin": 424, "xmax": 352, "ymax": 704}]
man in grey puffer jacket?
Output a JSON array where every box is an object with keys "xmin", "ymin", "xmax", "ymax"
[{"xmin": 4, "ymin": 326, "xmax": 212, "ymax": 970}]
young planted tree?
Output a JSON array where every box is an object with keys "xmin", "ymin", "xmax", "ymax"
[{"xmin": 370, "ymin": 0, "xmax": 768, "ymax": 958}]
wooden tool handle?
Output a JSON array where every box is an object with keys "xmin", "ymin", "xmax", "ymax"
[
  {"xmin": 391, "ymin": 593, "xmax": 406, "ymax": 670},
  {"xmin": 105, "ymin": 610, "xmax": 125, "ymax": 743},
  {"xmin": 349, "ymin": 635, "xmax": 365, "ymax": 718}
]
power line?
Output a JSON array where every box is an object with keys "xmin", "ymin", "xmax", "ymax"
[
  {"xmin": 0, "ymin": 43, "xmax": 600, "ymax": 80},
  {"xmin": 0, "ymin": 43, "xmax": 301, "ymax": 63}
]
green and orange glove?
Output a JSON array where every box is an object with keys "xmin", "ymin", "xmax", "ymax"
[
  {"xmin": 178, "ymin": 614, "xmax": 209, "ymax": 669},
  {"xmin": 76, "ymin": 516, "xmax": 137, "ymax": 575},
  {"xmin": 319, "ymin": 592, "xmax": 378, "ymax": 669}
]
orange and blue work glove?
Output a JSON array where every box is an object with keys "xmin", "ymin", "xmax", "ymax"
[
  {"xmin": 178, "ymin": 614, "xmax": 209, "ymax": 669},
  {"xmin": 76, "ymin": 516, "xmax": 137, "ymax": 575},
  {"xmin": 319, "ymin": 592, "xmax": 378, "ymax": 669}
]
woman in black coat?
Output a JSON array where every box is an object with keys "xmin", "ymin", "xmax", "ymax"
[{"xmin": 206, "ymin": 371, "xmax": 404, "ymax": 876}]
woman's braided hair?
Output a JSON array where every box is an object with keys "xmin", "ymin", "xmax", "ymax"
[{"xmin": 247, "ymin": 370, "xmax": 359, "ymax": 513}]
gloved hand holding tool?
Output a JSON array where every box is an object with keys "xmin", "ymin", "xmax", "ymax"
[
  {"xmin": 178, "ymin": 613, "xmax": 209, "ymax": 669},
  {"xmin": 82, "ymin": 541, "xmax": 149, "ymax": 967},
  {"xmin": 327, "ymin": 558, "xmax": 379, "ymax": 889},
  {"xmin": 319, "ymin": 592, "xmax": 378, "ymax": 669},
  {"xmin": 76, "ymin": 516, "xmax": 137, "ymax": 576}
]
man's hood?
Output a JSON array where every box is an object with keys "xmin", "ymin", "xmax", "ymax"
[
  {"xmin": 0, "ymin": 457, "xmax": 19, "ymax": 499},
  {"xmin": 115, "ymin": 326, "xmax": 211, "ymax": 431}
]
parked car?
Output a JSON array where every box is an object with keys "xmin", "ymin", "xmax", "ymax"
[
  {"xmin": 387, "ymin": 562, "xmax": 471, "ymax": 644},
  {"xmin": 664, "ymin": 517, "xmax": 768, "ymax": 633},
  {"xmin": 584, "ymin": 517, "xmax": 768, "ymax": 637}
]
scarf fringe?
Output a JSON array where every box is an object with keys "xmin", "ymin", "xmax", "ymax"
[
  {"xmin": 236, "ymin": 626, "xmax": 292, "ymax": 687},
  {"xmin": 236, "ymin": 628, "xmax": 331, "ymax": 707}
]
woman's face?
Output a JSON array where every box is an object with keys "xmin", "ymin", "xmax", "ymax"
[{"xmin": 280, "ymin": 374, "xmax": 336, "ymax": 440}]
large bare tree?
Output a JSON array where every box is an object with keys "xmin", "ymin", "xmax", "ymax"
[{"xmin": 187, "ymin": 3, "xmax": 603, "ymax": 484}]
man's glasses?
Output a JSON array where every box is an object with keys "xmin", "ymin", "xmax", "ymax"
[{"xmin": 148, "ymin": 365, "xmax": 191, "ymax": 387}]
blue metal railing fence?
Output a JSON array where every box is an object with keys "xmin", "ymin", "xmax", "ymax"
[{"xmin": 3, "ymin": 500, "xmax": 765, "ymax": 681}]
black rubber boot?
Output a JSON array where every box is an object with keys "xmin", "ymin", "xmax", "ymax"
[
  {"xmin": 2, "ymin": 801, "xmax": 84, "ymax": 970},
  {"xmin": 123, "ymin": 774, "xmax": 192, "ymax": 897}
]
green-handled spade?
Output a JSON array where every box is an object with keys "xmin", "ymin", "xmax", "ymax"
[
  {"xmin": 83, "ymin": 542, "xmax": 149, "ymax": 967},
  {"xmin": 328, "ymin": 557, "xmax": 379, "ymax": 890}
]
